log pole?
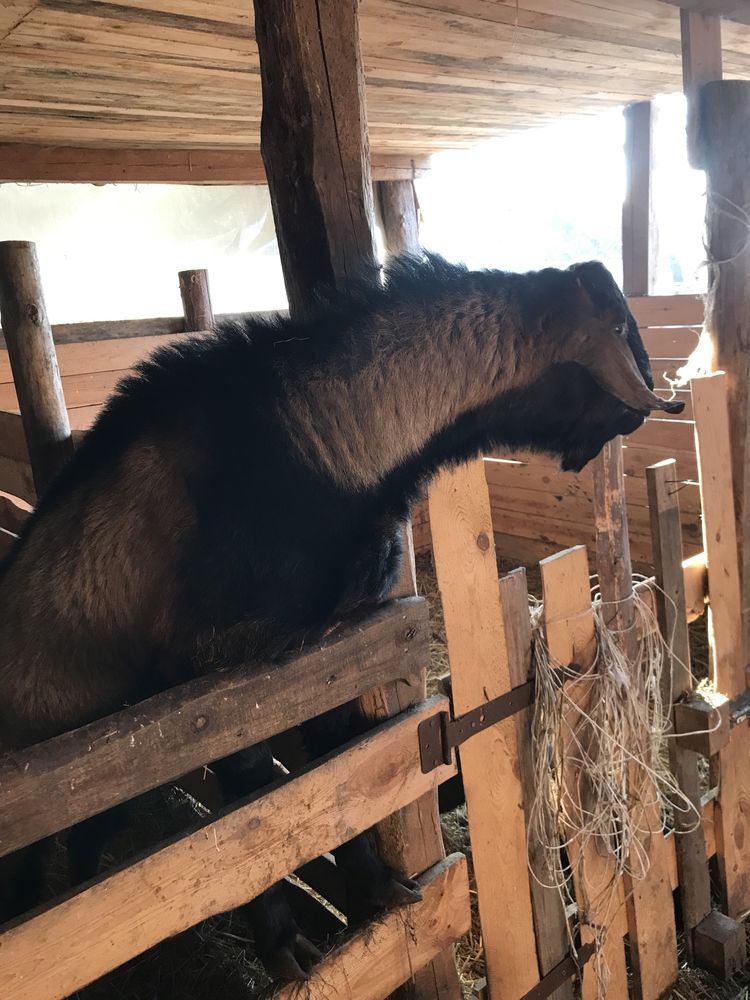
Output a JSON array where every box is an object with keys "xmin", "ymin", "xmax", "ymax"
[
  {"xmin": 0, "ymin": 241, "xmax": 73, "ymax": 495},
  {"xmin": 178, "ymin": 269, "xmax": 214, "ymax": 331},
  {"xmin": 376, "ymin": 180, "xmax": 420, "ymax": 259},
  {"xmin": 252, "ymin": 2, "xmax": 458, "ymax": 995}
]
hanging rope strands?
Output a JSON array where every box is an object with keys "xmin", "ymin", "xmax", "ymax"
[{"xmin": 526, "ymin": 580, "xmax": 700, "ymax": 996}]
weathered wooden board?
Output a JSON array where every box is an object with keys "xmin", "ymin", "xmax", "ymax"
[
  {"xmin": 428, "ymin": 459, "xmax": 539, "ymax": 998},
  {"xmin": 0, "ymin": 598, "xmax": 429, "ymax": 858},
  {"xmin": 0, "ymin": 697, "xmax": 456, "ymax": 1000},
  {"xmin": 275, "ymin": 855, "xmax": 471, "ymax": 1000}
]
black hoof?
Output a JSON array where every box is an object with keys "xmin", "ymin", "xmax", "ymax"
[{"xmin": 261, "ymin": 932, "xmax": 324, "ymax": 982}]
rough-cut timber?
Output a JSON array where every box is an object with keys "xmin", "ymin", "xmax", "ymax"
[
  {"xmin": 0, "ymin": 599, "xmax": 429, "ymax": 859},
  {"xmin": 376, "ymin": 180, "xmax": 420, "ymax": 258},
  {"xmin": 0, "ymin": 698, "xmax": 456, "ymax": 1000},
  {"xmin": 540, "ymin": 545, "xmax": 629, "ymax": 1000},
  {"xmin": 428, "ymin": 460, "xmax": 539, "ymax": 998},
  {"xmin": 622, "ymin": 101, "xmax": 655, "ymax": 297},
  {"xmin": 691, "ymin": 373, "xmax": 750, "ymax": 921},
  {"xmin": 0, "ymin": 241, "xmax": 73, "ymax": 494},
  {"xmin": 666, "ymin": 1, "xmax": 750, "ymax": 26},
  {"xmin": 275, "ymin": 855, "xmax": 471, "ymax": 1000},
  {"xmin": 500, "ymin": 568, "xmax": 573, "ymax": 1000},
  {"xmin": 646, "ymin": 459, "xmax": 712, "ymax": 964},
  {"xmin": 178, "ymin": 268, "xmax": 214, "ymax": 332},
  {"xmin": 690, "ymin": 81, "xmax": 750, "ymax": 662},
  {"xmin": 253, "ymin": 0, "xmax": 378, "ymax": 317},
  {"xmin": 592, "ymin": 440, "xmax": 679, "ymax": 1000}
]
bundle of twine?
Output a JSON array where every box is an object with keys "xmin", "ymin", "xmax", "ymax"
[{"xmin": 526, "ymin": 578, "xmax": 703, "ymax": 997}]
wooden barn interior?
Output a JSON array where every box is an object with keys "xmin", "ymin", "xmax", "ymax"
[{"xmin": 1, "ymin": 2, "xmax": 750, "ymax": 1000}]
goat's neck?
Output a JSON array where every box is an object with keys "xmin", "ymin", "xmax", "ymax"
[{"xmin": 279, "ymin": 274, "xmax": 550, "ymax": 491}]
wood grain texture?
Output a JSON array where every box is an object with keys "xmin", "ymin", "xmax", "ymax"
[
  {"xmin": 0, "ymin": 241, "xmax": 73, "ymax": 494},
  {"xmin": 500, "ymin": 568, "xmax": 573, "ymax": 999},
  {"xmin": 647, "ymin": 459, "xmax": 711, "ymax": 964},
  {"xmin": 667, "ymin": 1, "xmax": 750, "ymax": 27},
  {"xmin": 0, "ymin": 598, "xmax": 429, "ymax": 859},
  {"xmin": 274, "ymin": 855, "xmax": 471, "ymax": 1000},
  {"xmin": 691, "ymin": 373, "xmax": 750, "ymax": 919},
  {"xmin": 254, "ymin": 0, "xmax": 377, "ymax": 317},
  {"xmin": 178, "ymin": 268, "xmax": 214, "ymax": 331},
  {"xmin": 428, "ymin": 460, "xmax": 539, "ymax": 998},
  {"xmin": 540, "ymin": 545, "xmax": 629, "ymax": 1000},
  {"xmin": 376, "ymin": 179, "xmax": 420, "ymax": 257},
  {"xmin": 592, "ymin": 439, "xmax": 679, "ymax": 1000},
  {"xmin": 0, "ymin": 697, "xmax": 456, "ymax": 1000},
  {"xmin": 622, "ymin": 100, "xmax": 655, "ymax": 297}
]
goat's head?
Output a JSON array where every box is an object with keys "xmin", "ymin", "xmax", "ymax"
[{"xmin": 509, "ymin": 260, "xmax": 684, "ymax": 473}]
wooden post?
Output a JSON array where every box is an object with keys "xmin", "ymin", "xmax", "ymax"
[
  {"xmin": 646, "ymin": 459, "xmax": 712, "ymax": 964},
  {"xmin": 689, "ymin": 81, "xmax": 750, "ymax": 660},
  {"xmin": 622, "ymin": 102, "xmax": 656, "ymax": 297},
  {"xmin": 501, "ymin": 568, "xmax": 573, "ymax": 1000},
  {"xmin": 680, "ymin": 9, "xmax": 723, "ymax": 166},
  {"xmin": 253, "ymin": 0, "xmax": 378, "ymax": 319},
  {"xmin": 592, "ymin": 441, "xmax": 679, "ymax": 1000},
  {"xmin": 0, "ymin": 241, "xmax": 73, "ymax": 495},
  {"xmin": 692, "ymin": 374, "xmax": 750, "ymax": 922},
  {"xmin": 252, "ymin": 2, "xmax": 458, "ymax": 995},
  {"xmin": 178, "ymin": 269, "xmax": 214, "ymax": 331},
  {"xmin": 429, "ymin": 462, "xmax": 539, "ymax": 998},
  {"xmin": 376, "ymin": 180, "xmax": 420, "ymax": 258}
]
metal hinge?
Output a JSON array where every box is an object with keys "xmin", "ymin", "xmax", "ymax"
[{"xmin": 418, "ymin": 669, "xmax": 566, "ymax": 773}]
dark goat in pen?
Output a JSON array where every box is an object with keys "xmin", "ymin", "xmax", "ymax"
[{"xmin": 0, "ymin": 253, "xmax": 681, "ymax": 979}]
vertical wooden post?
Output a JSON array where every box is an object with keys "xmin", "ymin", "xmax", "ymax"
[
  {"xmin": 0, "ymin": 240, "xmax": 73, "ymax": 496},
  {"xmin": 646, "ymin": 459, "xmax": 711, "ymax": 963},
  {"xmin": 501, "ymin": 568, "xmax": 573, "ymax": 1000},
  {"xmin": 692, "ymin": 373, "xmax": 750, "ymax": 921},
  {"xmin": 178, "ymin": 269, "xmax": 214, "ymax": 331},
  {"xmin": 680, "ymin": 10, "xmax": 723, "ymax": 166},
  {"xmin": 429, "ymin": 462, "xmax": 539, "ymax": 998},
  {"xmin": 592, "ymin": 441, "xmax": 679, "ymax": 1000},
  {"xmin": 540, "ymin": 546, "xmax": 629, "ymax": 1000},
  {"xmin": 622, "ymin": 101, "xmax": 656, "ymax": 297},
  {"xmin": 253, "ymin": 0, "xmax": 377, "ymax": 319},
  {"xmin": 252, "ymin": 2, "xmax": 457, "ymax": 995},
  {"xmin": 689, "ymin": 81, "xmax": 750, "ymax": 659},
  {"xmin": 376, "ymin": 180, "xmax": 420, "ymax": 258}
]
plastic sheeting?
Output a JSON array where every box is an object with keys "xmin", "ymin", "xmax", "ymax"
[{"xmin": 0, "ymin": 183, "xmax": 288, "ymax": 323}]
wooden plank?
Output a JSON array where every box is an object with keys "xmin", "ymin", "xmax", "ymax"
[
  {"xmin": 622, "ymin": 100, "xmax": 655, "ymax": 297},
  {"xmin": 428, "ymin": 460, "xmax": 539, "ymax": 998},
  {"xmin": 0, "ymin": 598, "xmax": 429, "ymax": 858},
  {"xmin": 666, "ymin": 1, "xmax": 750, "ymax": 28},
  {"xmin": 375, "ymin": 179, "xmax": 420, "ymax": 256},
  {"xmin": 691, "ymin": 373, "xmax": 750, "ymax": 919},
  {"xmin": 642, "ymin": 326, "xmax": 702, "ymax": 357},
  {"xmin": 0, "ymin": 697, "xmax": 456, "ymax": 1000},
  {"xmin": 501, "ymin": 567, "xmax": 573, "ymax": 999},
  {"xmin": 646, "ymin": 459, "xmax": 711, "ymax": 963},
  {"xmin": 0, "ymin": 370, "xmax": 125, "ymax": 412},
  {"xmin": 274, "ymin": 855, "xmax": 470, "ymax": 1000},
  {"xmin": 626, "ymin": 294, "xmax": 705, "ymax": 328},
  {"xmin": 0, "ymin": 144, "xmax": 429, "ymax": 184},
  {"xmin": 680, "ymin": 9, "xmax": 724, "ymax": 90},
  {"xmin": 540, "ymin": 546, "xmax": 629, "ymax": 1000},
  {"xmin": 0, "ymin": 451, "xmax": 36, "ymax": 503},
  {"xmin": 0, "ymin": 241, "xmax": 73, "ymax": 494},
  {"xmin": 0, "ymin": 489, "xmax": 31, "ymax": 533},
  {"xmin": 592, "ymin": 440, "xmax": 678, "ymax": 999}
]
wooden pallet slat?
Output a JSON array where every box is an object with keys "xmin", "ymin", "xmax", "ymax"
[
  {"xmin": 428, "ymin": 459, "xmax": 539, "ymax": 998},
  {"xmin": 0, "ymin": 697, "xmax": 457, "ymax": 1000}
]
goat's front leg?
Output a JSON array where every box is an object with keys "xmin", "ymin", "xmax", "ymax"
[{"xmin": 299, "ymin": 703, "xmax": 422, "ymax": 923}]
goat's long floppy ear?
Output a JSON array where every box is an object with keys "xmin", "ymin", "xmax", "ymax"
[{"xmin": 580, "ymin": 332, "xmax": 685, "ymax": 415}]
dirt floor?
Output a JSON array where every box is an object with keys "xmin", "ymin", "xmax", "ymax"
[{"xmin": 49, "ymin": 550, "xmax": 749, "ymax": 999}]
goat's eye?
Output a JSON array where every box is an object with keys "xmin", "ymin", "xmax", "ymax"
[{"xmin": 614, "ymin": 323, "xmax": 627, "ymax": 337}]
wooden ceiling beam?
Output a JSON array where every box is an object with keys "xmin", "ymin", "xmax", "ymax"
[
  {"xmin": 661, "ymin": 1, "xmax": 750, "ymax": 27},
  {"xmin": 0, "ymin": 144, "xmax": 430, "ymax": 185}
]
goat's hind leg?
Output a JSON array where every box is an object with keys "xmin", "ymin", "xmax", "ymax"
[
  {"xmin": 211, "ymin": 742, "xmax": 323, "ymax": 981},
  {"xmin": 300, "ymin": 703, "xmax": 422, "ymax": 923}
]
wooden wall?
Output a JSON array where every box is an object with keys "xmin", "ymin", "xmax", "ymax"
[{"xmin": 413, "ymin": 293, "xmax": 705, "ymax": 567}]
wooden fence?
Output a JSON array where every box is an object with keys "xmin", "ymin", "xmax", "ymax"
[
  {"xmin": 414, "ymin": 294, "xmax": 705, "ymax": 567},
  {"xmin": 1, "ymin": 254, "xmax": 748, "ymax": 999}
]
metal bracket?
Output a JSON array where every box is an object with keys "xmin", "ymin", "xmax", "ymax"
[
  {"xmin": 418, "ymin": 669, "xmax": 566, "ymax": 773},
  {"xmin": 519, "ymin": 941, "xmax": 596, "ymax": 1000}
]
